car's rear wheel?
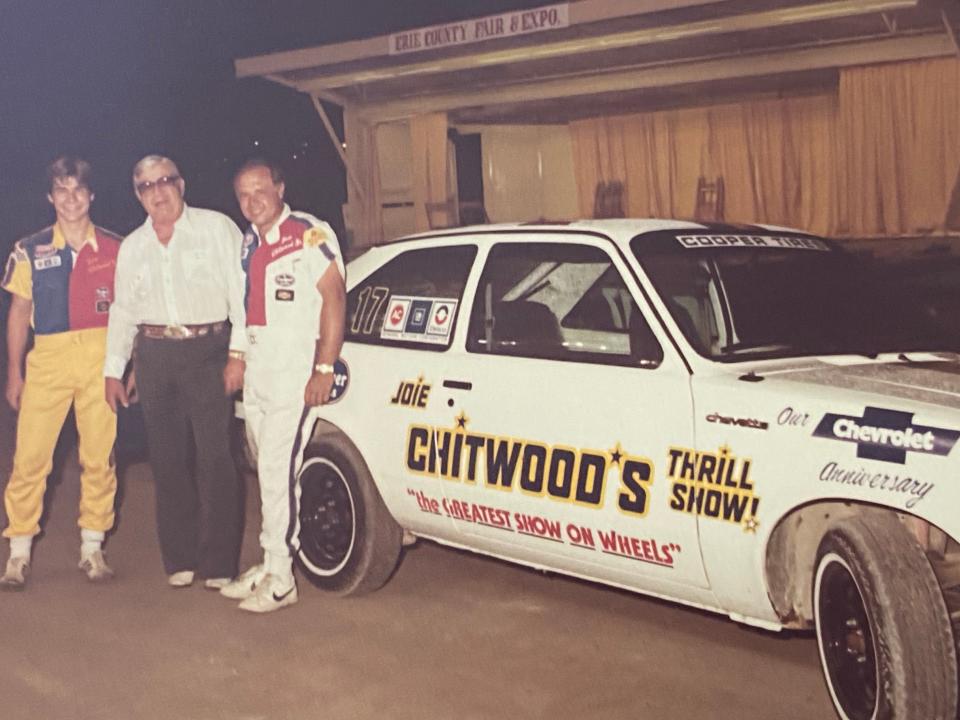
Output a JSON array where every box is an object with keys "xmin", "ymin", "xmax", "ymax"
[
  {"xmin": 297, "ymin": 435, "xmax": 402, "ymax": 594},
  {"xmin": 813, "ymin": 513, "xmax": 957, "ymax": 720}
]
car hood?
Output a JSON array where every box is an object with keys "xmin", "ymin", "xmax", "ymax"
[{"xmin": 753, "ymin": 354, "xmax": 960, "ymax": 411}]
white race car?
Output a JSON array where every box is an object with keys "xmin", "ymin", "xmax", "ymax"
[{"xmin": 296, "ymin": 220, "xmax": 960, "ymax": 720}]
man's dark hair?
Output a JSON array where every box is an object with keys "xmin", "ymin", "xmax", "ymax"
[
  {"xmin": 47, "ymin": 156, "xmax": 93, "ymax": 193},
  {"xmin": 234, "ymin": 157, "xmax": 284, "ymax": 185}
]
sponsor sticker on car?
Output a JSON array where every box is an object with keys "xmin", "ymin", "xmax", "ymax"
[
  {"xmin": 675, "ymin": 234, "xmax": 830, "ymax": 251},
  {"xmin": 381, "ymin": 295, "xmax": 458, "ymax": 344}
]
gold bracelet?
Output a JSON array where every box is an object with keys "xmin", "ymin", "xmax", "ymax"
[
  {"xmin": 228, "ymin": 350, "xmax": 246, "ymax": 361},
  {"xmin": 314, "ymin": 363, "xmax": 335, "ymax": 374}
]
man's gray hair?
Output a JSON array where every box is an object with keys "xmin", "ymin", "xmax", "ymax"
[{"xmin": 132, "ymin": 154, "xmax": 180, "ymax": 182}]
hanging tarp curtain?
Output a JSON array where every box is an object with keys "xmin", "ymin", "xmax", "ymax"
[
  {"xmin": 343, "ymin": 109, "xmax": 383, "ymax": 249},
  {"xmin": 570, "ymin": 57, "xmax": 960, "ymax": 237},
  {"xmin": 839, "ymin": 57, "xmax": 960, "ymax": 237},
  {"xmin": 570, "ymin": 95, "xmax": 839, "ymax": 234},
  {"xmin": 410, "ymin": 112, "xmax": 452, "ymax": 232}
]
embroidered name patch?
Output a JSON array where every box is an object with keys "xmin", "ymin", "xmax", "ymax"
[{"xmin": 34, "ymin": 256, "xmax": 62, "ymax": 270}]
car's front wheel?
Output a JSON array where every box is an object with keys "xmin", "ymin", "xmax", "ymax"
[
  {"xmin": 296, "ymin": 435, "xmax": 403, "ymax": 595},
  {"xmin": 813, "ymin": 512, "xmax": 957, "ymax": 720}
]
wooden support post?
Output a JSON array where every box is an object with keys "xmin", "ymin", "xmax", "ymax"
[
  {"xmin": 310, "ymin": 94, "xmax": 366, "ymax": 204},
  {"xmin": 946, "ymin": 166, "xmax": 960, "ymax": 230}
]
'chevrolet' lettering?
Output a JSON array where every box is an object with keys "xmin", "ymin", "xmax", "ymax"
[
  {"xmin": 832, "ymin": 418, "xmax": 935, "ymax": 451},
  {"xmin": 813, "ymin": 406, "xmax": 960, "ymax": 464}
]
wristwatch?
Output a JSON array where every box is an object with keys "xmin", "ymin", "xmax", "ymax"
[{"xmin": 314, "ymin": 363, "xmax": 335, "ymax": 374}]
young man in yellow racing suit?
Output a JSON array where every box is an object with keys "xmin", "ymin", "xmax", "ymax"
[{"xmin": 1, "ymin": 156, "xmax": 121, "ymax": 589}]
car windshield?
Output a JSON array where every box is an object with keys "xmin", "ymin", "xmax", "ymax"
[{"xmin": 631, "ymin": 230, "xmax": 960, "ymax": 362}]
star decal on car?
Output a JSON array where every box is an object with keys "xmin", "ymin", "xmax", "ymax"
[{"xmin": 609, "ymin": 442, "xmax": 624, "ymax": 465}]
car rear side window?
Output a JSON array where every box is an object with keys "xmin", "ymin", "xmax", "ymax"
[
  {"xmin": 466, "ymin": 242, "xmax": 662, "ymax": 368},
  {"xmin": 346, "ymin": 244, "xmax": 477, "ymax": 350}
]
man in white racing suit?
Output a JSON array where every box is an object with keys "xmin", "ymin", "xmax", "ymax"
[{"xmin": 221, "ymin": 158, "xmax": 345, "ymax": 613}]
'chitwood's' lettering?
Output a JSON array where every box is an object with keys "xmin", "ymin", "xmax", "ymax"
[{"xmin": 405, "ymin": 421, "xmax": 654, "ymax": 515}]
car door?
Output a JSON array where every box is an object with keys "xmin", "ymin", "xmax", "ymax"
[
  {"xmin": 415, "ymin": 235, "xmax": 709, "ymax": 595},
  {"xmin": 342, "ymin": 241, "xmax": 477, "ymax": 538}
]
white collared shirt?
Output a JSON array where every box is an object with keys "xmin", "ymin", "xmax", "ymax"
[{"xmin": 104, "ymin": 205, "xmax": 247, "ymax": 378}]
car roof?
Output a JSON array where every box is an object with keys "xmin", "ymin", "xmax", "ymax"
[{"xmin": 396, "ymin": 219, "xmax": 815, "ymax": 246}]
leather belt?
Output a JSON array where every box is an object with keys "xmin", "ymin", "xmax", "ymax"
[{"xmin": 138, "ymin": 321, "xmax": 227, "ymax": 340}]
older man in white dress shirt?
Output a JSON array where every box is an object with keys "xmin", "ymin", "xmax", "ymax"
[{"xmin": 104, "ymin": 155, "xmax": 247, "ymax": 589}]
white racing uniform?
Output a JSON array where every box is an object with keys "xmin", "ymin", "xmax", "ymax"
[{"xmin": 240, "ymin": 205, "xmax": 344, "ymax": 579}]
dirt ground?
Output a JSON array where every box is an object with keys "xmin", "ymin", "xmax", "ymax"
[{"xmin": 0, "ymin": 403, "xmax": 837, "ymax": 720}]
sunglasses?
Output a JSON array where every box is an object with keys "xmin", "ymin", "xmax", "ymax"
[{"xmin": 135, "ymin": 175, "xmax": 181, "ymax": 194}]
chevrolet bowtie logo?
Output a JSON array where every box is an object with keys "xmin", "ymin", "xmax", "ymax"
[{"xmin": 813, "ymin": 406, "xmax": 960, "ymax": 464}]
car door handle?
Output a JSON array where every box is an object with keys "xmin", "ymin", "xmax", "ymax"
[{"xmin": 442, "ymin": 379, "xmax": 472, "ymax": 391}]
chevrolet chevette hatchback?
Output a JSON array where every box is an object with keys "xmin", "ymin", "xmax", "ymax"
[{"xmin": 294, "ymin": 220, "xmax": 960, "ymax": 720}]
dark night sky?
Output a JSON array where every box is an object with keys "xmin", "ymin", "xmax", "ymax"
[{"xmin": 0, "ymin": 0, "xmax": 547, "ymax": 251}]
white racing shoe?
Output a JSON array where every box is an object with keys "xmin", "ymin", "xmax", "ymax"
[
  {"xmin": 203, "ymin": 577, "xmax": 231, "ymax": 590},
  {"xmin": 79, "ymin": 550, "xmax": 115, "ymax": 583},
  {"xmin": 0, "ymin": 556, "xmax": 29, "ymax": 591},
  {"xmin": 167, "ymin": 570, "xmax": 195, "ymax": 588},
  {"xmin": 238, "ymin": 574, "xmax": 298, "ymax": 614},
  {"xmin": 220, "ymin": 564, "xmax": 266, "ymax": 600}
]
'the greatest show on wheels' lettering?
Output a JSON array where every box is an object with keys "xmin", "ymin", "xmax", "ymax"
[
  {"xmin": 405, "ymin": 420, "xmax": 654, "ymax": 516},
  {"xmin": 407, "ymin": 487, "xmax": 681, "ymax": 568}
]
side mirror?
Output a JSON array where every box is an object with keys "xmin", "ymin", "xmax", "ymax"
[{"xmin": 628, "ymin": 317, "xmax": 664, "ymax": 368}]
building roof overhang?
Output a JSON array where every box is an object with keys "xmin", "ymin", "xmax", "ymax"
[{"xmin": 236, "ymin": 0, "xmax": 959, "ymax": 123}]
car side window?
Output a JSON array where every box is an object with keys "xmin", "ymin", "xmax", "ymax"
[
  {"xmin": 347, "ymin": 244, "xmax": 477, "ymax": 350},
  {"xmin": 466, "ymin": 242, "xmax": 663, "ymax": 367}
]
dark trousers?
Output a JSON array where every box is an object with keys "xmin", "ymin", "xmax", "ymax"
[{"xmin": 134, "ymin": 331, "xmax": 240, "ymax": 578}]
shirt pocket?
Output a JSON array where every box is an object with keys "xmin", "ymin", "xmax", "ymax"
[
  {"xmin": 182, "ymin": 248, "xmax": 211, "ymax": 282},
  {"xmin": 31, "ymin": 264, "xmax": 65, "ymax": 312},
  {"xmin": 33, "ymin": 262, "xmax": 64, "ymax": 291},
  {"xmin": 268, "ymin": 258, "xmax": 298, "ymax": 308},
  {"xmin": 133, "ymin": 264, "xmax": 153, "ymax": 298}
]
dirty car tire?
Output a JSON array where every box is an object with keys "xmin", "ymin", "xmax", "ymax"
[
  {"xmin": 297, "ymin": 435, "xmax": 402, "ymax": 595},
  {"xmin": 813, "ymin": 512, "xmax": 957, "ymax": 720}
]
